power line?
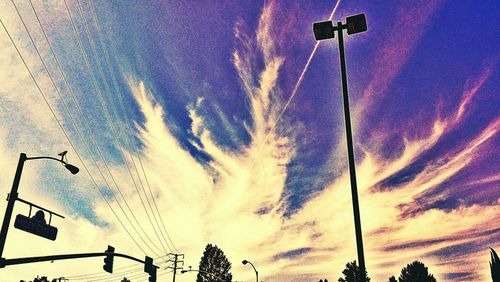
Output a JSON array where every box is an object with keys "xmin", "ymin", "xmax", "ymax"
[
  {"xmin": 13, "ymin": 0, "xmax": 160, "ymax": 257},
  {"xmin": 136, "ymin": 268, "xmax": 173, "ymax": 282},
  {"xmin": 71, "ymin": 260, "xmax": 169, "ymax": 281},
  {"xmin": 66, "ymin": 254, "xmax": 172, "ymax": 280},
  {"xmin": 66, "ymin": 0, "xmax": 172, "ymax": 255},
  {"xmin": 88, "ymin": 0, "xmax": 180, "ymax": 253},
  {"xmin": 0, "ymin": 15, "xmax": 147, "ymax": 256},
  {"xmin": 59, "ymin": 0, "xmax": 170, "ymax": 256},
  {"xmin": 85, "ymin": 264, "xmax": 171, "ymax": 282}
]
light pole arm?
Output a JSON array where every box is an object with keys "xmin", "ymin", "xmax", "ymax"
[
  {"xmin": 0, "ymin": 251, "xmax": 146, "ymax": 268},
  {"xmin": 25, "ymin": 156, "xmax": 67, "ymax": 164},
  {"xmin": 0, "ymin": 153, "xmax": 77, "ymax": 259},
  {"xmin": 247, "ymin": 261, "xmax": 258, "ymax": 282},
  {"xmin": 181, "ymin": 269, "xmax": 225, "ymax": 282}
]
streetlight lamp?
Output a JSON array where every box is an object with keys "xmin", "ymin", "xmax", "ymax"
[
  {"xmin": 0, "ymin": 152, "xmax": 79, "ymax": 258},
  {"xmin": 313, "ymin": 13, "xmax": 368, "ymax": 282},
  {"xmin": 242, "ymin": 259, "xmax": 258, "ymax": 282},
  {"xmin": 180, "ymin": 268, "xmax": 226, "ymax": 282}
]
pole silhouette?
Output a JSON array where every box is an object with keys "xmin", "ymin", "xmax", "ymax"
[
  {"xmin": 336, "ymin": 21, "xmax": 366, "ymax": 282},
  {"xmin": 0, "ymin": 153, "xmax": 78, "ymax": 259},
  {"xmin": 0, "ymin": 153, "xmax": 26, "ymax": 258},
  {"xmin": 313, "ymin": 14, "xmax": 368, "ymax": 282}
]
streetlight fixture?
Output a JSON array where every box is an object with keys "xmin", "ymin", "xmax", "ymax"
[
  {"xmin": 313, "ymin": 13, "xmax": 368, "ymax": 282},
  {"xmin": 180, "ymin": 268, "xmax": 225, "ymax": 282},
  {"xmin": 242, "ymin": 259, "xmax": 258, "ymax": 282},
  {"xmin": 0, "ymin": 152, "xmax": 79, "ymax": 258}
]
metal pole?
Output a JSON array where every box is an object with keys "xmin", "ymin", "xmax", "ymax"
[
  {"xmin": 0, "ymin": 153, "xmax": 27, "ymax": 258},
  {"xmin": 248, "ymin": 261, "xmax": 258, "ymax": 282},
  {"xmin": 0, "ymin": 251, "xmax": 146, "ymax": 267},
  {"xmin": 337, "ymin": 22, "xmax": 366, "ymax": 282}
]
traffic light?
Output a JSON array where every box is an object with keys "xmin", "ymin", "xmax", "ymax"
[
  {"xmin": 103, "ymin": 245, "xmax": 115, "ymax": 273},
  {"xmin": 144, "ymin": 256, "xmax": 157, "ymax": 282}
]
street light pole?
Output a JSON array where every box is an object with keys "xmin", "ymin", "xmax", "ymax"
[
  {"xmin": 0, "ymin": 153, "xmax": 27, "ymax": 258},
  {"xmin": 337, "ymin": 20, "xmax": 366, "ymax": 282},
  {"xmin": 313, "ymin": 14, "xmax": 368, "ymax": 282},
  {"xmin": 242, "ymin": 260, "xmax": 258, "ymax": 282},
  {"xmin": 0, "ymin": 152, "xmax": 79, "ymax": 259}
]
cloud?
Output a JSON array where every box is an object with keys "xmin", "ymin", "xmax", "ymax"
[
  {"xmin": 0, "ymin": 1, "xmax": 498, "ymax": 282},
  {"xmin": 354, "ymin": 0, "xmax": 443, "ymax": 124}
]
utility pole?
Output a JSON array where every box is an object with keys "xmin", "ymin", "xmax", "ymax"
[
  {"xmin": 165, "ymin": 253, "xmax": 184, "ymax": 282},
  {"xmin": 173, "ymin": 253, "xmax": 178, "ymax": 282}
]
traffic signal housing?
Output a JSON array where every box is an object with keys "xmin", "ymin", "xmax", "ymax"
[
  {"xmin": 103, "ymin": 245, "xmax": 115, "ymax": 273},
  {"xmin": 144, "ymin": 256, "xmax": 157, "ymax": 282}
]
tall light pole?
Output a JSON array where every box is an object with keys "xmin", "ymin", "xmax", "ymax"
[
  {"xmin": 313, "ymin": 13, "xmax": 368, "ymax": 282},
  {"xmin": 0, "ymin": 152, "xmax": 79, "ymax": 259},
  {"xmin": 242, "ymin": 259, "xmax": 258, "ymax": 282}
]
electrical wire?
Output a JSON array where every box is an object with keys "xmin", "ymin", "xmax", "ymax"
[
  {"xmin": 0, "ymin": 15, "xmax": 147, "ymax": 256},
  {"xmin": 88, "ymin": 0, "xmax": 180, "ymax": 253},
  {"xmin": 11, "ymin": 0, "xmax": 159, "ymax": 257},
  {"xmin": 66, "ymin": 254, "xmax": 173, "ymax": 280},
  {"xmin": 68, "ymin": 0, "xmax": 172, "ymax": 255},
  {"xmin": 136, "ymin": 269, "xmax": 174, "ymax": 282},
  {"xmin": 60, "ymin": 0, "xmax": 170, "ymax": 256}
]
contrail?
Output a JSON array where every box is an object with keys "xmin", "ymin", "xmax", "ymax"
[{"xmin": 266, "ymin": 0, "xmax": 341, "ymax": 139}]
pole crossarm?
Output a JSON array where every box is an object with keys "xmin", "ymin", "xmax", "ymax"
[
  {"xmin": 0, "ymin": 251, "xmax": 157, "ymax": 268},
  {"xmin": 15, "ymin": 197, "xmax": 65, "ymax": 219}
]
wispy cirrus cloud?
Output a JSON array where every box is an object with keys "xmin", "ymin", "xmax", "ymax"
[
  {"xmin": 120, "ymin": 2, "xmax": 498, "ymax": 281},
  {"xmin": 355, "ymin": 0, "xmax": 443, "ymax": 124},
  {"xmin": 0, "ymin": 1, "xmax": 498, "ymax": 282}
]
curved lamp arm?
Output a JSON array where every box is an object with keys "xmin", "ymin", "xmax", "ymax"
[
  {"xmin": 0, "ymin": 152, "xmax": 78, "ymax": 258},
  {"xmin": 242, "ymin": 260, "xmax": 258, "ymax": 282},
  {"xmin": 26, "ymin": 155, "xmax": 79, "ymax": 174}
]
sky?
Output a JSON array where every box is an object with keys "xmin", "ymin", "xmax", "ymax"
[{"xmin": 0, "ymin": 0, "xmax": 498, "ymax": 281}]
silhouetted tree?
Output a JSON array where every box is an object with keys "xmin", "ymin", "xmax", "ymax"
[
  {"xmin": 387, "ymin": 276, "xmax": 397, "ymax": 282},
  {"xmin": 121, "ymin": 278, "xmax": 131, "ymax": 282},
  {"xmin": 398, "ymin": 261, "xmax": 436, "ymax": 282},
  {"xmin": 197, "ymin": 244, "xmax": 232, "ymax": 282},
  {"xmin": 319, "ymin": 279, "xmax": 329, "ymax": 282},
  {"xmin": 33, "ymin": 277, "xmax": 49, "ymax": 282},
  {"xmin": 338, "ymin": 260, "xmax": 370, "ymax": 282},
  {"xmin": 491, "ymin": 248, "xmax": 500, "ymax": 282}
]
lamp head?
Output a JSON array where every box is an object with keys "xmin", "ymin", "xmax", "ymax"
[
  {"xmin": 242, "ymin": 260, "xmax": 248, "ymax": 265},
  {"xmin": 313, "ymin": 21, "xmax": 335, "ymax": 41},
  {"xmin": 64, "ymin": 163, "xmax": 79, "ymax": 175},
  {"xmin": 346, "ymin": 13, "xmax": 367, "ymax": 35}
]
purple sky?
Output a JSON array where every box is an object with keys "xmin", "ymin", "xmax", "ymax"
[{"xmin": 0, "ymin": 0, "xmax": 498, "ymax": 281}]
